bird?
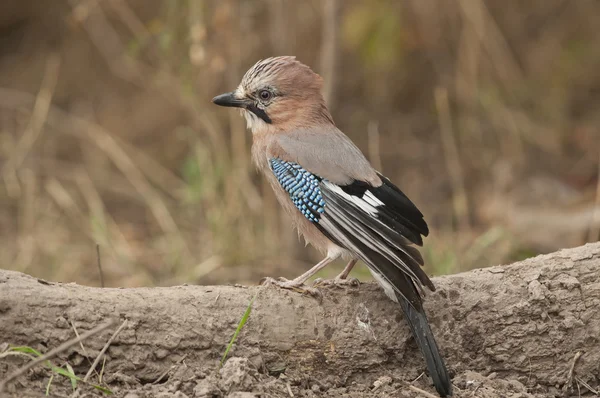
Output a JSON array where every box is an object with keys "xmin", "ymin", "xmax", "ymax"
[{"xmin": 212, "ymin": 56, "xmax": 452, "ymax": 397}]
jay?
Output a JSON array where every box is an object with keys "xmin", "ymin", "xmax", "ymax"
[{"xmin": 213, "ymin": 56, "xmax": 452, "ymax": 397}]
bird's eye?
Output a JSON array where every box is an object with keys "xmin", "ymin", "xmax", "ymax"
[{"xmin": 259, "ymin": 90, "xmax": 272, "ymax": 101}]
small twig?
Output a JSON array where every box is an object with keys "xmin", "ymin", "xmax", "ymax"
[
  {"xmin": 152, "ymin": 354, "xmax": 188, "ymax": 385},
  {"xmin": 563, "ymin": 351, "xmax": 582, "ymax": 397},
  {"xmin": 286, "ymin": 381, "xmax": 294, "ymax": 397},
  {"xmin": 84, "ymin": 319, "xmax": 127, "ymax": 382},
  {"xmin": 575, "ymin": 376, "xmax": 599, "ymax": 395},
  {"xmin": 69, "ymin": 320, "xmax": 90, "ymax": 359},
  {"xmin": 96, "ymin": 244, "xmax": 105, "ymax": 288},
  {"xmin": 406, "ymin": 383, "xmax": 439, "ymax": 398},
  {"xmin": 70, "ymin": 319, "xmax": 101, "ymax": 382},
  {"xmin": 411, "ymin": 372, "xmax": 425, "ymax": 383},
  {"xmin": 0, "ymin": 320, "xmax": 114, "ymax": 392}
]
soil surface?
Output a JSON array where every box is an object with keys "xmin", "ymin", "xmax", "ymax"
[{"xmin": 1, "ymin": 243, "xmax": 600, "ymax": 397}]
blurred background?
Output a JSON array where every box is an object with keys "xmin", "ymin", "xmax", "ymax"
[{"xmin": 0, "ymin": 0, "xmax": 598, "ymax": 288}]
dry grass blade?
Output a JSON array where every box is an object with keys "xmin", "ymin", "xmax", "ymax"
[
  {"xmin": 69, "ymin": 319, "xmax": 100, "ymax": 381},
  {"xmin": 45, "ymin": 178, "xmax": 91, "ymax": 238},
  {"xmin": 69, "ymin": 0, "xmax": 140, "ymax": 83},
  {"xmin": 434, "ymin": 86, "xmax": 470, "ymax": 233},
  {"xmin": 120, "ymin": 140, "xmax": 187, "ymax": 201},
  {"xmin": 55, "ymin": 112, "xmax": 185, "ymax": 247},
  {"xmin": 563, "ymin": 351, "xmax": 582, "ymax": 397},
  {"xmin": 67, "ymin": 114, "xmax": 190, "ymax": 258},
  {"xmin": 84, "ymin": 319, "xmax": 128, "ymax": 382},
  {"xmin": 367, "ymin": 121, "xmax": 382, "ymax": 172},
  {"xmin": 96, "ymin": 244, "xmax": 105, "ymax": 288},
  {"xmin": 75, "ymin": 168, "xmax": 134, "ymax": 259},
  {"xmin": 14, "ymin": 168, "xmax": 37, "ymax": 270},
  {"xmin": 0, "ymin": 320, "xmax": 114, "ymax": 392},
  {"xmin": 319, "ymin": 0, "xmax": 339, "ymax": 106},
  {"xmin": 2, "ymin": 54, "xmax": 60, "ymax": 198},
  {"xmin": 455, "ymin": 0, "xmax": 482, "ymax": 106},
  {"xmin": 5, "ymin": 88, "xmax": 191, "ymax": 259},
  {"xmin": 107, "ymin": 0, "xmax": 152, "ymax": 42},
  {"xmin": 457, "ymin": 0, "xmax": 524, "ymax": 84},
  {"xmin": 286, "ymin": 380, "xmax": 294, "ymax": 397},
  {"xmin": 69, "ymin": 320, "xmax": 90, "ymax": 358},
  {"xmin": 588, "ymin": 149, "xmax": 600, "ymax": 243},
  {"xmin": 574, "ymin": 376, "xmax": 599, "ymax": 395}
]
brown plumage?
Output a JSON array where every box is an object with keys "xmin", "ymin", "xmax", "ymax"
[{"xmin": 213, "ymin": 56, "xmax": 452, "ymax": 397}]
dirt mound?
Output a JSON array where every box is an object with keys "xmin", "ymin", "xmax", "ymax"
[{"xmin": 1, "ymin": 243, "xmax": 600, "ymax": 397}]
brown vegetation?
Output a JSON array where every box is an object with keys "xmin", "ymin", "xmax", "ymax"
[
  {"xmin": 1, "ymin": 243, "xmax": 599, "ymax": 397},
  {"xmin": 0, "ymin": 2, "xmax": 599, "ymax": 287}
]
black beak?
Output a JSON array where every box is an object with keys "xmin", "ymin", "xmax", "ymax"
[
  {"xmin": 212, "ymin": 92, "xmax": 247, "ymax": 108},
  {"xmin": 212, "ymin": 91, "xmax": 273, "ymax": 124}
]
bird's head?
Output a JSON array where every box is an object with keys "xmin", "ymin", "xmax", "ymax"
[{"xmin": 212, "ymin": 56, "xmax": 333, "ymax": 133}]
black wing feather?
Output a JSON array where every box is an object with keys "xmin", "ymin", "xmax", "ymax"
[
  {"xmin": 339, "ymin": 173, "xmax": 429, "ymax": 246},
  {"xmin": 371, "ymin": 172, "xmax": 429, "ymax": 237},
  {"xmin": 316, "ymin": 180, "xmax": 452, "ymax": 397},
  {"xmin": 269, "ymin": 160, "xmax": 451, "ymax": 396},
  {"xmin": 319, "ymin": 182, "xmax": 435, "ymax": 293}
]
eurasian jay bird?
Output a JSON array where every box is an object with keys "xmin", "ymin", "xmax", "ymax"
[{"xmin": 212, "ymin": 56, "xmax": 452, "ymax": 397}]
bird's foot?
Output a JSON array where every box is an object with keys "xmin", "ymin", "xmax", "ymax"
[
  {"xmin": 313, "ymin": 276, "xmax": 360, "ymax": 288},
  {"xmin": 260, "ymin": 276, "xmax": 322, "ymax": 298}
]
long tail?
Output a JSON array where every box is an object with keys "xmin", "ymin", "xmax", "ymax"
[{"xmin": 398, "ymin": 294, "xmax": 452, "ymax": 397}]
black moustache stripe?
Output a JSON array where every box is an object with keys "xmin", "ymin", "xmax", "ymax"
[{"xmin": 247, "ymin": 105, "xmax": 272, "ymax": 124}]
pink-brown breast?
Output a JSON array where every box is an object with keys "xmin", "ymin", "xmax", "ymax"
[{"xmin": 251, "ymin": 132, "xmax": 333, "ymax": 254}]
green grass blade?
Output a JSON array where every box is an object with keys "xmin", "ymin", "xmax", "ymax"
[
  {"xmin": 8, "ymin": 345, "xmax": 112, "ymax": 395},
  {"xmin": 100, "ymin": 356, "xmax": 107, "ymax": 383},
  {"xmin": 0, "ymin": 351, "xmax": 36, "ymax": 360},
  {"xmin": 45, "ymin": 374, "xmax": 54, "ymax": 396},
  {"xmin": 9, "ymin": 346, "xmax": 43, "ymax": 357},
  {"xmin": 220, "ymin": 293, "xmax": 257, "ymax": 367},
  {"xmin": 49, "ymin": 365, "xmax": 112, "ymax": 395},
  {"xmin": 66, "ymin": 363, "xmax": 77, "ymax": 390}
]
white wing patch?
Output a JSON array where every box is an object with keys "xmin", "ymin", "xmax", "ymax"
[
  {"xmin": 318, "ymin": 187, "xmax": 423, "ymax": 286},
  {"xmin": 322, "ymin": 181, "xmax": 379, "ymax": 215},
  {"xmin": 363, "ymin": 191, "xmax": 385, "ymax": 207}
]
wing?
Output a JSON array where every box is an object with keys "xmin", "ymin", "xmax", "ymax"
[
  {"xmin": 269, "ymin": 157, "xmax": 452, "ymax": 395},
  {"xmin": 277, "ymin": 126, "xmax": 381, "ymax": 186},
  {"xmin": 269, "ymin": 157, "xmax": 432, "ymax": 309}
]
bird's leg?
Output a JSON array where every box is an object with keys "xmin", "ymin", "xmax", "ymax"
[
  {"xmin": 336, "ymin": 258, "xmax": 358, "ymax": 280},
  {"xmin": 261, "ymin": 256, "xmax": 335, "ymax": 294},
  {"xmin": 313, "ymin": 259, "xmax": 360, "ymax": 287}
]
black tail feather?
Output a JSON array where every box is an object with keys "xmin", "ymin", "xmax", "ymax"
[
  {"xmin": 316, "ymin": 180, "xmax": 451, "ymax": 396},
  {"xmin": 398, "ymin": 296, "xmax": 452, "ymax": 397}
]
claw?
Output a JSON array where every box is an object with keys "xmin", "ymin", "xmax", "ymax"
[
  {"xmin": 260, "ymin": 276, "xmax": 323, "ymax": 300},
  {"xmin": 313, "ymin": 277, "xmax": 360, "ymax": 288}
]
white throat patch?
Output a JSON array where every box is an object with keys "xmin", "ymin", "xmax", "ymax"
[{"xmin": 240, "ymin": 109, "xmax": 270, "ymax": 134}]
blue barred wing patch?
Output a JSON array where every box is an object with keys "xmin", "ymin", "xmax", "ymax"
[{"xmin": 269, "ymin": 158, "xmax": 326, "ymax": 222}]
